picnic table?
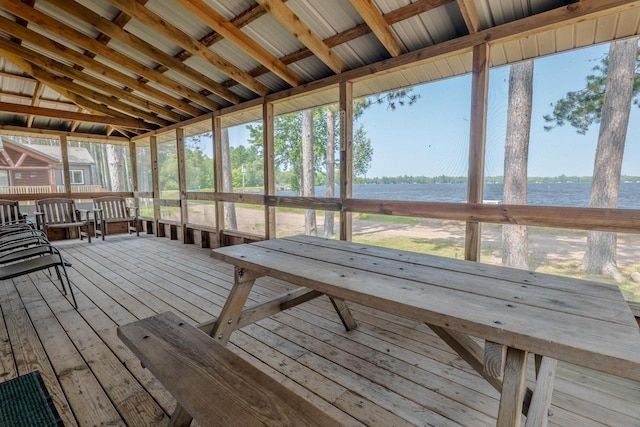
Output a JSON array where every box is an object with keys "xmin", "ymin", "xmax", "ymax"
[
  {"xmin": 209, "ymin": 235, "xmax": 640, "ymax": 426},
  {"xmin": 121, "ymin": 235, "xmax": 640, "ymax": 426}
]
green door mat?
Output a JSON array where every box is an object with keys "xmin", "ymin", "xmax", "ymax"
[{"xmin": 0, "ymin": 371, "xmax": 64, "ymax": 426}]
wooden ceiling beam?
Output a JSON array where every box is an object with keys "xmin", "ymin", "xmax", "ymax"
[
  {"xmin": 26, "ymin": 81, "xmax": 44, "ymax": 128},
  {"xmin": 156, "ymin": 1, "xmax": 268, "ymax": 78},
  {"xmin": 44, "ymin": 0, "xmax": 242, "ymax": 104},
  {"xmin": 224, "ymin": 0, "xmax": 452, "ymax": 88},
  {"xmin": 175, "ymin": 0, "xmax": 303, "ymax": 87},
  {"xmin": 0, "ymin": 89, "xmax": 75, "ymax": 108},
  {"xmin": 0, "ymin": 70, "xmax": 36, "ymax": 82},
  {"xmin": 0, "ymin": 0, "xmax": 219, "ymax": 111},
  {"xmin": 0, "ymin": 125, "xmax": 130, "ymax": 142},
  {"xmin": 0, "ymin": 36, "xmax": 184, "ymax": 123},
  {"xmin": 348, "ymin": 0, "xmax": 405, "ymax": 56},
  {"xmin": 0, "ymin": 102, "xmax": 154, "ymax": 130},
  {"xmin": 27, "ymin": 66, "xmax": 170, "ymax": 127},
  {"xmin": 235, "ymin": 0, "xmax": 640, "ymax": 106},
  {"xmin": 105, "ymin": 0, "xmax": 270, "ymax": 96},
  {"xmin": 255, "ymin": 0, "xmax": 347, "ymax": 74},
  {"xmin": 457, "ymin": 0, "xmax": 482, "ymax": 33},
  {"xmin": 0, "ymin": 15, "xmax": 201, "ymax": 116}
]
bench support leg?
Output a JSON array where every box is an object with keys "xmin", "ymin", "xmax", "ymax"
[{"xmin": 170, "ymin": 266, "xmax": 262, "ymax": 426}]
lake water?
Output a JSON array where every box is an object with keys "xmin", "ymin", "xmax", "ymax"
[{"xmin": 277, "ymin": 182, "xmax": 640, "ymax": 209}]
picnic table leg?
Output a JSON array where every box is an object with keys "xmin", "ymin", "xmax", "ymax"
[
  {"xmin": 329, "ymin": 297, "xmax": 357, "ymax": 330},
  {"xmin": 497, "ymin": 347, "xmax": 528, "ymax": 427},
  {"xmin": 524, "ymin": 357, "xmax": 557, "ymax": 427},
  {"xmin": 169, "ymin": 266, "xmax": 262, "ymax": 426}
]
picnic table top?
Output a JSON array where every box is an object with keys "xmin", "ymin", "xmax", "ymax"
[{"xmin": 212, "ymin": 235, "xmax": 640, "ymax": 382}]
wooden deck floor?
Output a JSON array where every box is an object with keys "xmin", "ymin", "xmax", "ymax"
[{"xmin": 0, "ymin": 234, "xmax": 638, "ymax": 426}]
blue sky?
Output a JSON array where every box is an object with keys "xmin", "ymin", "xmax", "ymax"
[
  {"xmin": 227, "ymin": 42, "xmax": 639, "ymax": 179},
  {"xmin": 357, "ymin": 42, "xmax": 640, "ymax": 178}
]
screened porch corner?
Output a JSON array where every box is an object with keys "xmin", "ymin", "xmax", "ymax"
[{"xmin": 0, "ymin": 234, "xmax": 638, "ymax": 427}]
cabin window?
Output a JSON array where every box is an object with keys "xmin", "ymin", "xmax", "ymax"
[{"xmin": 70, "ymin": 170, "xmax": 84, "ymax": 185}]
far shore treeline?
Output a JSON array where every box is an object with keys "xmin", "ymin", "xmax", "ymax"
[{"xmin": 357, "ymin": 175, "xmax": 640, "ymax": 185}]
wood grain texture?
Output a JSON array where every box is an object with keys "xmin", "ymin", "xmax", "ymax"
[
  {"xmin": 497, "ymin": 348, "xmax": 528, "ymax": 427},
  {"xmin": 118, "ymin": 311, "xmax": 342, "ymax": 427},
  {"xmin": 211, "ymin": 236, "xmax": 640, "ymax": 382}
]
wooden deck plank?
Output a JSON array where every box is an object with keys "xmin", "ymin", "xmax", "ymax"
[
  {"xmin": 0, "ymin": 278, "xmax": 77, "ymax": 426},
  {"xmin": 7, "ymin": 275, "xmax": 117, "ymax": 426},
  {"xmin": 0, "ymin": 297, "xmax": 17, "ymax": 382},
  {"xmin": 29, "ymin": 271, "xmax": 169, "ymax": 426},
  {"xmin": 2, "ymin": 235, "xmax": 638, "ymax": 427}
]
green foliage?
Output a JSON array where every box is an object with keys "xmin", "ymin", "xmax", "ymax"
[
  {"xmin": 158, "ymin": 133, "xmax": 215, "ymax": 192},
  {"xmin": 246, "ymin": 106, "xmax": 372, "ymax": 194},
  {"xmin": 543, "ymin": 54, "xmax": 640, "ymax": 134}
]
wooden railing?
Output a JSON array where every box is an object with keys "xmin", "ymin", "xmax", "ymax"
[{"xmin": 0, "ymin": 185, "xmax": 106, "ymax": 194}]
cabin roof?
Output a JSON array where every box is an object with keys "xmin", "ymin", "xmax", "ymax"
[
  {"xmin": 0, "ymin": 136, "xmax": 95, "ymax": 165},
  {"xmin": 0, "ymin": 0, "xmax": 637, "ymax": 140}
]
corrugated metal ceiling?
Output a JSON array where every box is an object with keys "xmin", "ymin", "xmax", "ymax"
[{"xmin": 0, "ymin": 0, "xmax": 637, "ymax": 137}]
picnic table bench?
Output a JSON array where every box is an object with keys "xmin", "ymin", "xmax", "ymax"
[
  {"xmin": 121, "ymin": 235, "xmax": 640, "ymax": 426},
  {"xmin": 118, "ymin": 311, "xmax": 340, "ymax": 427}
]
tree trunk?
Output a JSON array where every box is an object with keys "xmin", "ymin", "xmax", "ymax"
[
  {"xmin": 324, "ymin": 108, "xmax": 336, "ymax": 237},
  {"xmin": 100, "ymin": 144, "xmax": 111, "ymax": 190},
  {"xmin": 89, "ymin": 144, "xmax": 99, "ymax": 187},
  {"xmin": 107, "ymin": 144, "xmax": 125, "ymax": 192},
  {"xmin": 220, "ymin": 127, "xmax": 237, "ymax": 230},
  {"xmin": 302, "ymin": 109, "xmax": 316, "ymax": 236},
  {"xmin": 502, "ymin": 60, "xmax": 534, "ymax": 270},
  {"xmin": 583, "ymin": 38, "xmax": 637, "ymax": 280}
]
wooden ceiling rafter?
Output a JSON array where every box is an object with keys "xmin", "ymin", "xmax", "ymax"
[
  {"xmin": 105, "ymin": 0, "xmax": 271, "ymax": 97},
  {"xmin": 0, "ymin": 48, "xmax": 146, "ymax": 137},
  {"xmin": 28, "ymin": 66, "xmax": 169, "ymax": 127},
  {"xmin": 457, "ymin": 0, "xmax": 482, "ymax": 33},
  {"xmin": 0, "ymin": 101, "xmax": 153, "ymax": 130},
  {"xmin": 255, "ymin": 0, "xmax": 348, "ymax": 74},
  {"xmin": 0, "ymin": 124, "xmax": 130, "ymax": 142},
  {"xmin": 26, "ymin": 80, "xmax": 43, "ymax": 128},
  {"xmin": 0, "ymin": 89, "xmax": 75, "ymax": 108},
  {"xmin": 222, "ymin": 0, "xmax": 453, "ymax": 89},
  {"xmin": 0, "ymin": 36, "xmax": 185, "ymax": 123},
  {"xmin": 43, "ymin": 0, "xmax": 242, "ymax": 105},
  {"xmin": 0, "ymin": 0, "xmax": 219, "ymax": 112},
  {"xmin": 0, "ymin": 15, "xmax": 202, "ymax": 117},
  {"xmin": 175, "ymin": 0, "xmax": 303, "ymax": 87},
  {"xmin": 0, "ymin": 43, "xmax": 167, "ymax": 129},
  {"xmin": 348, "ymin": 0, "xmax": 406, "ymax": 56}
]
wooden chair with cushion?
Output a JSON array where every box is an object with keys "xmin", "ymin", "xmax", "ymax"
[
  {"xmin": 93, "ymin": 196, "xmax": 139, "ymax": 240},
  {"xmin": 35, "ymin": 198, "xmax": 91, "ymax": 243}
]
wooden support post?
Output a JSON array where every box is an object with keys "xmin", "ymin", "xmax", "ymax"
[
  {"xmin": 264, "ymin": 102, "xmax": 276, "ymax": 239},
  {"xmin": 129, "ymin": 140, "xmax": 140, "ymax": 231},
  {"xmin": 339, "ymin": 80, "xmax": 353, "ymax": 242},
  {"xmin": 176, "ymin": 127, "xmax": 190, "ymax": 243},
  {"xmin": 465, "ymin": 43, "xmax": 490, "ymax": 261},
  {"xmin": 213, "ymin": 113, "xmax": 224, "ymax": 247},
  {"xmin": 150, "ymin": 136, "xmax": 161, "ymax": 236},
  {"xmin": 497, "ymin": 348, "xmax": 528, "ymax": 427},
  {"xmin": 60, "ymin": 135, "xmax": 71, "ymax": 196}
]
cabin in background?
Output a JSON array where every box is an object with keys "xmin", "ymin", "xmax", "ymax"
[{"xmin": 0, "ymin": 137, "xmax": 96, "ymax": 193}]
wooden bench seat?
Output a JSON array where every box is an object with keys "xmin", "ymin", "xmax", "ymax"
[
  {"xmin": 93, "ymin": 196, "xmax": 139, "ymax": 240},
  {"xmin": 117, "ymin": 311, "xmax": 340, "ymax": 427}
]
